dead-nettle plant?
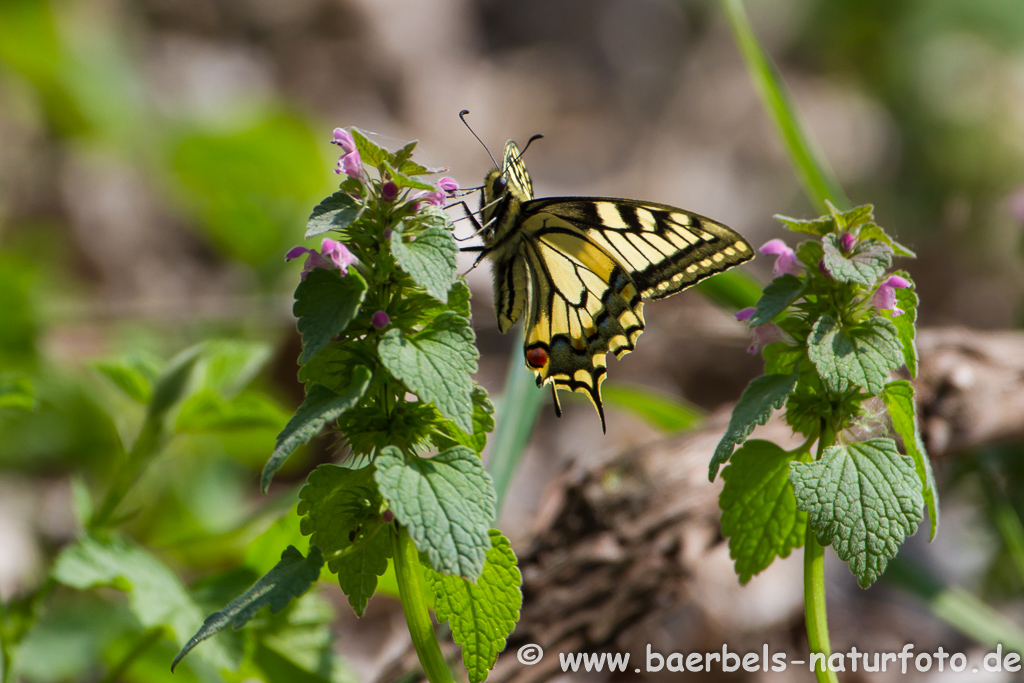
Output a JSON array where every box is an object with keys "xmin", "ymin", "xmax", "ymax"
[
  {"xmin": 713, "ymin": 203, "xmax": 937, "ymax": 679},
  {"xmin": 173, "ymin": 128, "xmax": 521, "ymax": 683}
]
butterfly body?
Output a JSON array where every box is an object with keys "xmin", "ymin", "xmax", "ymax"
[{"xmin": 477, "ymin": 141, "xmax": 753, "ymax": 430}]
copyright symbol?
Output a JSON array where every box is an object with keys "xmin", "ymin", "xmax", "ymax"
[{"xmin": 517, "ymin": 643, "xmax": 544, "ymax": 665}]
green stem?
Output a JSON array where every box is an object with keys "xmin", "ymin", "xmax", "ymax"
[
  {"xmin": 392, "ymin": 525, "xmax": 456, "ymax": 683},
  {"xmin": 90, "ymin": 418, "xmax": 163, "ymax": 530},
  {"xmin": 1, "ymin": 625, "xmax": 12, "ymax": 683},
  {"xmin": 805, "ymin": 429, "xmax": 838, "ymax": 683}
]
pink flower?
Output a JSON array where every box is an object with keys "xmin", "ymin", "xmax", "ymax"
[
  {"xmin": 437, "ymin": 177, "xmax": 459, "ymax": 194},
  {"xmin": 734, "ymin": 307, "xmax": 788, "ymax": 354},
  {"xmin": 331, "ymin": 127, "xmax": 362, "ymax": 178},
  {"xmin": 872, "ymin": 275, "xmax": 911, "ymax": 316},
  {"xmin": 371, "ymin": 311, "xmax": 390, "ymax": 329},
  {"xmin": 760, "ymin": 239, "xmax": 800, "ymax": 277},
  {"xmin": 747, "ymin": 323, "xmax": 788, "ymax": 355},
  {"xmin": 414, "ymin": 179, "xmax": 459, "ymax": 208},
  {"xmin": 321, "ymin": 239, "xmax": 357, "ymax": 274},
  {"xmin": 335, "ymin": 150, "xmax": 362, "ymax": 178},
  {"xmin": 381, "ymin": 181, "xmax": 398, "ymax": 202},
  {"xmin": 285, "ymin": 238, "xmax": 358, "ymax": 279},
  {"xmin": 332, "ymin": 128, "xmax": 356, "ymax": 154},
  {"xmin": 839, "ymin": 232, "xmax": 856, "ymax": 252}
]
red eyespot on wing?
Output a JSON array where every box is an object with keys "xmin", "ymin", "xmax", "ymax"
[{"xmin": 525, "ymin": 346, "xmax": 548, "ymax": 368}]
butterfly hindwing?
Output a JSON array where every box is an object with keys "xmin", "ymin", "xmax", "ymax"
[{"xmin": 479, "ymin": 141, "xmax": 753, "ymax": 430}]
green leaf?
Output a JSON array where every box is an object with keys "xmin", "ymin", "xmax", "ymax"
[
  {"xmin": 350, "ymin": 128, "xmax": 387, "ymax": 168},
  {"xmin": 790, "ymin": 439, "xmax": 924, "ymax": 587},
  {"xmin": 425, "ymin": 530, "xmax": 522, "ymax": 683},
  {"xmin": 749, "ymin": 274, "xmax": 803, "ymax": 326},
  {"xmin": 391, "ymin": 212, "xmax": 457, "ymax": 303},
  {"xmin": 93, "ymin": 353, "xmax": 161, "ymax": 404},
  {"xmin": 601, "ymin": 382, "xmax": 704, "ymax": 432},
  {"xmin": 52, "ymin": 534, "xmax": 236, "ymax": 671},
  {"xmin": 378, "ymin": 312, "xmax": 477, "ymax": 434},
  {"xmin": 374, "ymin": 446, "xmax": 497, "ymax": 579},
  {"xmin": 709, "ymin": 372, "xmax": 798, "ymax": 480},
  {"xmin": 147, "ymin": 345, "xmax": 204, "ymax": 421},
  {"xmin": 821, "ymin": 235, "xmax": 892, "ymax": 286},
  {"xmin": 194, "ymin": 340, "xmax": 273, "ymax": 398},
  {"xmin": 839, "ymin": 203, "xmax": 875, "ymax": 230},
  {"xmin": 262, "ymin": 367, "xmax": 372, "ymax": 492},
  {"xmin": 172, "ymin": 546, "xmax": 324, "ymax": 671},
  {"xmin": 0, "ymin": 375, "xmax": 36, "ymax": 411},
  {"xmin": 882, "ymin": 380, "xmax": 939, "ymax": 539},
  {"xmin": 175, "ymin": 390, "xmax": 289, "ymax": 433},
  {"xmin": 306, "ymin": 191, "xmax": 363, "ymax": 238},
  {"xmin": 294, "ymin": 268, "xmax": 368, "ymax": 364},
  {"xmin": 889, "ymin": 273, "xmax": 919, "ymax": 376},
  {"xmin": 298, "ymin": 464, "xmax": 391, "ymax": 616},
  {"xmin": 858, "ymin": 224, "xmax": 917, "ymax": 258},
  {"xmin": 794, "ymin": 239, "xmax": 824, "ymax": 269},
  {"xmin": 807, "ymin": 316, "xmax": 902, "ymax": 396},
  {"xmin": 385, "ymin": 166, "xmax": 436, "ymax": 192},
  {"xmin": 432, "ymin": 386, "xmax": 495, "ymax": 454},
  {"xmin": 774, "ymin": 214, "xmax": 833, "ymax": 236},
  {"xmin": 720, "ymin": 440, "xmax": 809, "ymax": 583}
]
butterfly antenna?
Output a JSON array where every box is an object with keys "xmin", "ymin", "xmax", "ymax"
[
  {"xmin": 459, "ymin": 110, "xmax": 497, "ymax": 168},
  {"xmin": 517, "ymin": 134, "xmax": 544, "ymax": 160}
]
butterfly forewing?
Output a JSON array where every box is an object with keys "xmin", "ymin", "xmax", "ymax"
[{"xmin": 480, "ymin": 141, "xmax": 753, "ymax": 430}]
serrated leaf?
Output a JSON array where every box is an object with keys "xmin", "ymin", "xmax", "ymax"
[
  {"xmin": 175, "ymin": 390, "xmax": 289, "ymax": 433},
  {"xmin": 822, "ymin": 235, "xmax": 892, "ymax": 285},
  {"xmin": 795, "ymin": 239, "xmax": 824, "ymax": 269},
  {"xmin": 790, "ymin": 439, "xmax": 924, "ymax": 587},
  {"xmin": 306, "ymin": 191, "xmax": 363, "ymax": 238},
  {"xmin": 750, "ymin": 274, "xmax": 803, "ymax": 326},
  {"xmin": 374, "ymin": 446, "xmax": 496, "ymax": 579},
  {"xmin": 0, "ymin": 375, "xmax": 36, "ymax": 411},
  {"xmin": 709, "ymin": 372, "xmax": 799, "ymax": 480},
  {"xmin": 391, "ymin": 221, "xmax": 457, "ymax": 303},
  {"xmin": 378, "ymin": 312, "xmax": 477, "ymax": 433},
  {"xmin": 298, "ymin": 464, "xmax": 391, "ymax": 616},
  {"xmin": 93, "ymin": 354, "xmax": 161, "ymax": 404},
  {"xmin": 889, "ymin": 274, "xmax": 918, "ymax": 376},
  {"xmin": 807, "ymin": 316, "xmax": 902, "ymax": 396},
  {"xmin": 52, "ymin": 534, "xmax": 236, "ymax": 671},
  {"xmin": 425, "ymin": 530, "xmax": 522, "ymax": 683},
  {"xmin": 385, "ymin": 165, "xmax": 436, "ymax": 192},
  {"xmin": 350, "ymin": 128, "xmax": 387, "ymax": 168},
  {"xmin": 432, "ymin": 386, "xmax": 495, "ymax": 453},
  {"xmin": 858, "ymin": 224, "xmax": 917, "ymax": 258},
  {"xmin": 840, "ymin": 203, "xmax": 875, "ymax": 229},
  {"xmin": 774, "ymin": 214, "xmax": 833, "ymax": 236},
  {"xmin": 392, "ymin": 139, "xmax": 418, "ymax": 168},
  {"xmin": 294, "ymin": 268, "xmax": 368, "ymax": 364},
  {"xmin": 261, "ymin": 367, "xmax": 372, "ymax": 492},
  {"xmin": 882, "ymin": 380, "xmax": 938, "ymax": 539},
  {"xmin": 172, "ymin": 546, "xmax": 324, "ymax": 671},
  {"xmin": 720, "ymin": 440, "xmax": 809, "ymax": 583}
]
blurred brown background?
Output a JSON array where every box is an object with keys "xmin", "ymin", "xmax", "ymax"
[{"xmin": 2, "ymin": 0, "xmax": 1024, "ymax": 681}]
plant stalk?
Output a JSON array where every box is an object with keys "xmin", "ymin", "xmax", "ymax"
[
  {"xmin": 392, "ymin": 525, "xmax": 456, "ymax": 683},
  {"xmin": 804, "ymin": 428, "xmax": 838, "ymax": 683}
]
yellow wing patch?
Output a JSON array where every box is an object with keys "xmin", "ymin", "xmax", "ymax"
[{"xmin": 479, "ymin": 141, "xmax": 754, "ymax": 430}]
